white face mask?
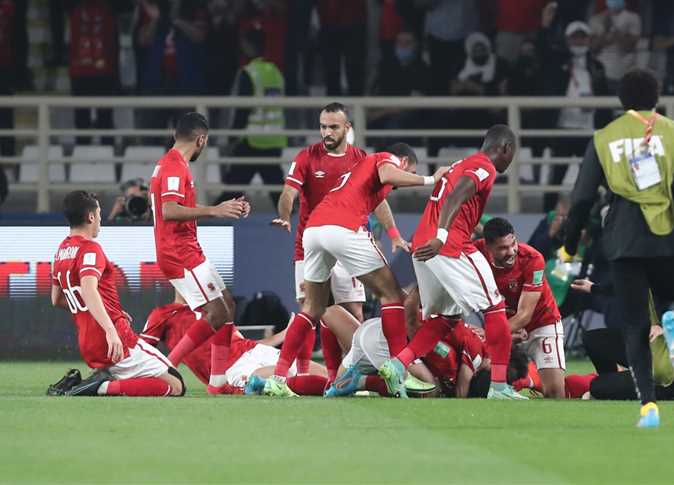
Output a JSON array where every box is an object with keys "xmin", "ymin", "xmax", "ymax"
[{"xmin": 569, "ymin": 45, "xmax": 589, "ymax": 57}]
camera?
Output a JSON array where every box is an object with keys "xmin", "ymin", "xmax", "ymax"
[{"xmin": 124, "ymin": 194, "xmax": 150, "ymax": 219}]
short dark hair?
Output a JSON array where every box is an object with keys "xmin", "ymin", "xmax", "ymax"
[
  {"xmin": 507, "ymin": 345, "xmax": 529, "ymax": 385},
  {"xmin": 244, "ymin": 27, "xmax": 265, "ymax": 56},
  {"xmin": 63, "ymin": 190, "xmax": 99, "ymax": 228},
  {"xmin": 483, "ymin": 217, "xmax": 515, "ymax": 243},
  {"xmin": 618, "ymin": 68, "xmax": 659, "ymax": 111},
  {"xmin": 482, "ymin": 124, "xmax": 516, "ymax": 151},
  {"xmin": 386, "ymin": 142, "xmax": 418, "ymax": 165},
  {"xmin": 175, "ymin": 112, "xmax": 208, "ymax": 141},
  {"xmin": 320, "ymin": 102, "xmax": 350, "ymax": 122}
]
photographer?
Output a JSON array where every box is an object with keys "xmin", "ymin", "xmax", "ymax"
[{"xmin": 108, "ymin": 178, "xmax": 151, "ymax": 222}]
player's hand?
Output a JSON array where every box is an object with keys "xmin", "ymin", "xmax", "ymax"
[
  {"xmin": 271, "ymin": 218, "xmax": 292, "ymax": 232},
  {"xmin": 432, "ymin": 166, "xmax": 451, "ymax": 183},
  {"xmin": 650, "ymin": 325, "xmax": 664, "ymax": 343},
  {"xmin": 541, "ymin": 1, "xmax": 557, "ymax": 28},
  {"xmin": 512, "ymin": 328, "xmax": 528, "ymax": 343},
  {"xmin": 106, "ymin": 330, "xmax": 124, "ymax": 363},
  {"xmin": 414, "ymin": 238, "xmax": 443, "ymax": 262},
  {"xmin": 237, "ymin": 196, "xmax": 251, "ymax": 218},
  {"xmin": 391, "ymin": 235, "xmax": 411, "ymax": 253},
  {"xmin": 211, "ymin": 198, "xmax": 246, "ymax": 219},
  {"xmin": 570, "ymin": 278, "xmax": 593, "ymax": 294}
]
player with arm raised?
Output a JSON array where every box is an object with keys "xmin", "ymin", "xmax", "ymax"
[
  {"xmin": 264, "ymin": 142, "xmax": 449, "ymax": 397},
  {"xmin": 379, "ymin": 125, "xmax": 526, "ymax": 399},
  {"xmin": 52, "ymin": 191, "xmax": 183, "ymax": 397},
  {"xmin": 149, "ymin": 112, "xmax": 250, "ymax": 395}
]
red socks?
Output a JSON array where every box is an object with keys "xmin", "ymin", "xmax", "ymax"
[
  {"xmin": 381, "ymin": 302, "xmax": 407, "ymax": 356},
  {"xmin": 287, "ymin": 375, "xmax": 329, "ymax": 396},
  {"xmin": 365, "ymin": 375, "xmax": 390, "ymax": 396},
  {"xmin": 396, "ymin": 315, "xmax": 453, "ymax": 368},
  {"xmin": 297, "ymin": 326, "xmax": 316, "ymax": 374},
  {"xmin": 209, "ymin": 323, "xmax": 234, "ymax": 389},
  {"xmin": 320, "ymin": 322, "xmax": 343, "ymax": 381},
  {"xmin": 483, "ymin": 304, "xmax": 511, "ymax": 384},
  {"xmin": 167, "ymin": 318, "xmax": 214, "ymax": 366},
  {"xmin": 105, "ymin": 378, "xmax": 172, "ymax": 397},
  {"xmin": 275, "ymin": 312, "xmax": 315, "ymax": 377}
]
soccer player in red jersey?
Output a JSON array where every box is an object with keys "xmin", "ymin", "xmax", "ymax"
[
  {"xmin": 264, "ymin": 143, "xmax": 449, "ymax": 396},
  {"xmin": 51, "ymin": 191, "xmax": 184, "ymax": 397},
  {"xmin": 272, "ymin": 102, "xmax": 408, "ymax": 378},
  {"xmin": 150, "ymin": 112, "xmax": 250, "ymax": 394},
  {"xmin": 140, "ymin": 293, "xmax": 329, "ymax": 396},
  {"xmin": 474, "ymin": 217, "xmax": 566, "ymax": 398},
  {"xmin": 379, "ymin": 125, "xmax": 525, "ymax": 399}
]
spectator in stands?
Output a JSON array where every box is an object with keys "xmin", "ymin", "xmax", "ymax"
[
  {"xmin": 206, "ymin": 0, "xmax": 240, "ymax": 96},
  {"xmin": 238, "ymin": 0, "xmax": 287, "ymax": 72},
  {"xmin": 377, "ymin": 0, "xmax": 403, "ymax": 62},
  {"xmin": 0, "ymin": 0, "xmax": 28, "ymax": 158},
  {"xmin": 528, "ymin": 194, "xmax": 570, "ymax": 260},
  {"xmin": 368, "ymin": 29, "xmax": 431, "ymax": 150},
  {"xmin": 494, "ymin": 0, "xmax": 547, "ymax": 63},
  {"xmin": 220, "ymin": 27, "xmax": 286, "ymax": 206},
  {"xmin": 589, "ymin": 0, "xmax": 641, "ymax": 93},
  {"xmin": 421, "ymin": 0, "xmax": 479, "ymax": 95},
  {"xmin": 537, "ymin": 7, "xmax": 612, "ymax": 211},
  {"xmin": 317, "ymin": 0, "xmax": 367, "ymax": 96},
  {"xmin": 67, "ymin": 0, "xmax": 122, "ymax": 146},
  {"xmin": 133, "ymin": 0, "xmax": 209, "ymax": 139},
  {"xmin": 284, "ymin": 0, "xmax": 314, "ymax": 94},
  {"xmin": 107, "ymin": 178, "xmax": 151, "ymax": 222},
  {"xmin": 651, "ymin": 0, "xmax": 674, "ymax": 95}
]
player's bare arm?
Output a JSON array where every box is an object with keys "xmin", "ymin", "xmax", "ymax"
[
  {"xmin": 272, "ymin": 185, "xmax": 299, "ymax": 232},
  {"xmin": 377, "ymin": 162, "xmax": 448, "ymax": 187},
  {"xmin": 51, "ymin": 284, "xmax": 68, "ymax": 309},
  {"xmin": 414, "ymin": 176, "xmax": 477, "ymax": 261},
  {"xmin": 509, "ymin": 291, "xmax": 543, "ymax": 332},
  {"xmin": 373, "ymin": 200, "xmax": 410, "ymax": 253},
  {"xmin": 162, "ymin": 197, "xmax": 247, "ymax": 221},
  {"xmin": 80, "ymin": 275, "xmax": 124, "ymax": 363},
  {"xmin": 455, "ymin": 364, "xmax": 475, "ymax": 398},
  {"xmin": 257, "ymin": 326, "xmax": 290, "ymax": 347}
]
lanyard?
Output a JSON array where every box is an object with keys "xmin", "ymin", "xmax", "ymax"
[{"xmin": 627, "ymin": 110, "xmax": 659, "ymax": 146}]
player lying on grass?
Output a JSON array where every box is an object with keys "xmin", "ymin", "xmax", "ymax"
[
  {"xmin": 51, "ymin": 191, "xmax": 184, "ymax": 397},
  {"xmin": 141, "ymin": 293, "xmax": 329, "ymax": 396}
]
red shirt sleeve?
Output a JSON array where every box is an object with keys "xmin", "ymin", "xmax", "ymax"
[
  {"xmin": 159, "ymin": 162, "xmax": 188, "ymax": 203},
  {"xmin": 374, "ymin": 152, "xmax": 402, "ymax": 169},
  {"xmin": 78, "ymin": 242, "xmax": 107, "ymax": 280},
  {"xmin": 285, "ymin": 150, "xmax": 309, "ymax": 190},
  {"xmin": 460, "ymin": 159, "xmax": 495, "ymax": 192},
  {"xmin": 522, "ymin": 250, "xmax": 546, "ymax": 292}
]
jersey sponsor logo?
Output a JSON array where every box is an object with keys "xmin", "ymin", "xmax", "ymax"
[
  {"xmin": 314, "ymin": 170, "xmax": 326, "ymax": 178},
  {"xmin": 608, "ymin": 135, "xmax": 665, "ymax": 162},
  {"xmin": 532, "ymin": 270, "xmax": 544, "ymax": 285},
  {"xmin": 167, "ymin": 176, "xmax": 180, "ymax": 191},
  {"xmin": 469, "ymin": 168, "xmax": 490, "ymax": 182},
  {"xmin": 82, "ymin": 252, "xmax": 96, "ymax": 266},
  {"xmin": 56, "ymin": 246, "xmax": 79, "ymax": 261}
]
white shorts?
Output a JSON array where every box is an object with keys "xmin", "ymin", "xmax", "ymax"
[
  {"xmin": 169, "ymin": 259, "xmax": 226, "ymax": 311},
  {"xmin": 413, "ymin": 251, "xmax": 502, "ymax": 319},
  {"xmin": 295, "ymin": 260, "xmax": 366, "ymax": 303},
  {"xmin": 523, "ymin": 321, "xmax": 566, "ymax": 370},
  {"xmin": 302, "ymin": 225, "xmax": 387, "ymax": 283},
  {"xmin": 225, "ymin": 344, "xmax": 297, "ymax": 388},
  {"xmin": 341, "ymin": 318, "xmax": 389, "ymax": 374},
  {"xmin": 109, "ymin": 339, "xmax": 173, "ymax": 381}
]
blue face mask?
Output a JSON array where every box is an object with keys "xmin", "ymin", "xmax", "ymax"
[
  {"xmin": 395, "ymin": 47, "xmax": 415, "ymax": 64},
  {"xmin": 606, "ymin": 0, "xmax": 625, "ymax": 11}
]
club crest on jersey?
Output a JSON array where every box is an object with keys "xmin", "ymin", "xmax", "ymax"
[
  {"xmin": 314, "ymin": 170, "xmax": 326, "ymax": 178},
  {"xmin": 507, "ymin": 280, "xmax": 519, "ymax": 291}
]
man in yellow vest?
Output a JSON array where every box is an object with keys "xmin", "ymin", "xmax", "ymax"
[
  {"xmin": 561, "ymin": 69, "xmax": 674, "ymax": 428},
  {"xmin": 221, "ymin": 27, "xmax": 287, "ymax": 206}
]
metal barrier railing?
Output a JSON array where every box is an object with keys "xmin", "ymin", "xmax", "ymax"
[{"xmin": 1, "ymin": 95, "xmax": 672, "ymax": 212}]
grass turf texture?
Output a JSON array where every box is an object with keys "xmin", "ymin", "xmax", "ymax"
[{"xmin": 2, "ymin": 360, "xmax": 673, "ymax": 484}]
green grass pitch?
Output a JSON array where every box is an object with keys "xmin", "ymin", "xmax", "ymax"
[{"xmin": 2, "ymin": 360, "xmax": 674, "ymax": 484}]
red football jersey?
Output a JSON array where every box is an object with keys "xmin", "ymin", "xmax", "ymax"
[
  {"xmin": 474, "ymin": 240, "xmax": 561, "ymax": 332},
  {"xmin": 285, "ymin": 143, "xmax": 368, "ymax": 260},
  {"xmin": 150, "ymin": 148, "xmax": 206, "ymax": 279},
  {"xmin": 306, "ymin": 152, "xmax": 401, "ymax": 231},
  {"xmin": 141, "ymin": 303, "xmax": 257, "ymax": 386},
  {"xmin": 412, "ymin": 152, "xmax": 496, "ymax": 257},
  {"xmin": 52, "ymin": 235, "xmax": 138, "ymax": 368},
  {"xmin": 422, "ymin": 321, "xmax": 487, "ymax": 391}
]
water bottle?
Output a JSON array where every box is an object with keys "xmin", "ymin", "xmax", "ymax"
[{"xmin": 662, "ymin": 311, "xmax": 674, "ymax": 355}]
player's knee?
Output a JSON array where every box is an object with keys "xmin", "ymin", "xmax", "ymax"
[
  {"xmin": 302, "ymin": 302, "xmax": 326, "ymax": 321},
  {"xmin": 542, "ymin": 376, "xmax": 565, "ymax": 399},
  {"xmin": 221, "ymin": 290, "xmax": 236, "ymax": 321}
]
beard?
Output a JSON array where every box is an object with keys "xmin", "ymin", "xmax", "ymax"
[
  {"xmin": 190, "ymin": 146, "xmax": 204, "ymax": 162},
  {"xmin": 323, "ymin": 134, "xmax": 344, "ymax": 150}
]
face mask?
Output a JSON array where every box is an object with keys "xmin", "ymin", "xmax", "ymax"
[
  {"xmin": 606, "ymin": 0, "xmax": 625, "ymax": 11},
  {"xmin": 569, "ymin": 45, "xmax": 589, "ymax": 57},
  {"xmin": 395, "ymin": 47, "xmax": 415, "ymax": 64}
]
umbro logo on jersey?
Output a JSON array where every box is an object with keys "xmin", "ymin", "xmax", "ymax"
[{"xmin": 314, "ymin": 171, "xmax": 326, "ymax": 178}]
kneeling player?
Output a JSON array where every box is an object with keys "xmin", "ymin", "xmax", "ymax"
[
  {"xmin": 141, "ymin": 294, "xmax": 329, "ymax": 396},
  {"xmin": 52, "ymin": 191, "xmax": 183, "ymax": 397},
  {"xmin": 475, "ymin": 217, "xmax": 566, "ymax": 398}
]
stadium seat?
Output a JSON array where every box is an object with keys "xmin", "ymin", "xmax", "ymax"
[
  {"xmin": 205, "ymin": 147, "xmax": 221, "ymax": 183},
  {"xmin": 69, "ymin": 146, "xmax": 116, "ymax": 183},
  {"xmin": 120, "ymin": 146, "xmax": 166, "ymax": 183},
  {"xmin": 281, "ymin": 147, "xmax": 301, "ymax": 162},
  {"xmin": 518, "ymin": 147, "xmax": 534, "ymax": 182},
  {"xmin": 437, "ymin": 147, "xmax": 478, "ymax": 164},
  {"xmin": 19, "ymin": 145, "xmax": 66, "ymax": 183}
]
